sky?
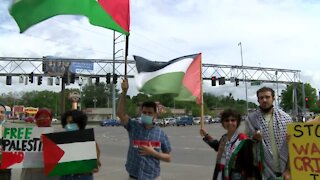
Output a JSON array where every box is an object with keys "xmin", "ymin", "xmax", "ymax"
[{"xmin": 0, "ymin": 0, "xmax": 320, "ymax": 105}]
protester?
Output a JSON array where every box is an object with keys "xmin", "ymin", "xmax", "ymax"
[
  {"xmin": 117, "ymin": 78, "xmax": 172, "ymax": 180},
  {"xmin": 200, "ymin": 109, "xmax": 258, "ymax": 180},
  {"xmin": 0, "ymin": 103, "xmax": 11, "ymax": 180},
  {"xmin": 245, "ymin": 87, "xmax": 292, "ymax": 180},
  {"xmin": 60, "ymin": 110, "xmax": 101, "ymax": 180},
  {"xmin": 20, "ymin": 108, "xmax": 58, "ymax": 180}
]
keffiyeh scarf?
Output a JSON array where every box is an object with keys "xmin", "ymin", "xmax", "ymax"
[
  {"xmin": 216, "ymin": 130, "xmax": 248, "ymax": 180},
  {"xmin": 246, "ymin": 108, "xmax": 292, "ymax": 179}
]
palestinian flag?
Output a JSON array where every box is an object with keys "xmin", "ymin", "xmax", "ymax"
[
  {"xmin": 134, "ymin": 53, "xmax": 202, "ymax": 104},
  {"xmin": 42, "ymin": 129, "xmax": 97, "ymax": 176},
  {"xmin": 9, "ymin": 0, "xmax": 130, "ymax": 35}
]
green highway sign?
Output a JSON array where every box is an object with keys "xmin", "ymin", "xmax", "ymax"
[{"xmin": 251, "ymin": 81, "xmax": 262, "ymax": 86}]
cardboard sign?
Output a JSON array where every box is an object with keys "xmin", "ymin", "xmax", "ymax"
[
  {"xmin": 288, "ymin": 122, "xmax": 320, "ymax": 180},
  {"xmin": 1, "ymin": 127, "xmax": 53, "ymax": 169}
]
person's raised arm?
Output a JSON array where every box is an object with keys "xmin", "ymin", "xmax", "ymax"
[
  {"xmin": 117, "ymin": 78, "xmax": 130, "ymax": 126},
  {"xmin": 200, "ymin": 128, "xmax": 219, "ymax": 151}
]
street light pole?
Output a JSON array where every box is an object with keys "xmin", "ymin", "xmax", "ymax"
[
  {"xmin": 238, "ymin": 42, "xmax": 249, "ymax": 115},
  {"xmin": 93, "ymin": 98, "xmax": 97, "ymax": 108}
]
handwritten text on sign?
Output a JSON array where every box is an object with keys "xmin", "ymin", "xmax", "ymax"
[
  {"xmin": 288, "ymin": 123, "xmax": 320, "ymax": 180},
  {"xmin": 1, "ymin": 127, "xmax": 53, "ymax": 169}
]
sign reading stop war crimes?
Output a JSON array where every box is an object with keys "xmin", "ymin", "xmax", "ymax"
[
  {"xmin": 288, "ymin": 122, "xmax": 320, "ymax": 180},
  {"xmin": 1, "ymin": 127, "xmax": 53, "ymax": 169}
]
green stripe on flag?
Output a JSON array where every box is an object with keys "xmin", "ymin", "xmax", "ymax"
[
  {"xmin": 48, "ymin": 159, "xmax": 97, "ymax": 176},
  {"xmin": 140, "ymin": 72, "xmax": 185, "ymax": 95},
  {"xmin": 175, "ymin": 86, "xmax": 197, "ymax": 102}
]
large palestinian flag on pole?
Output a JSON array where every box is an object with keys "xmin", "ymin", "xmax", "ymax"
[
  {"xmin": 134, "ymin": 53, "xmax": 202, "ymax": 104},
  {"xmin": 9, "ymin": 0, "xmax": 130, "ymax": 35},
  {"xmin": 42, "ymin": 129, "xmax": 97, "ymax": 176}
]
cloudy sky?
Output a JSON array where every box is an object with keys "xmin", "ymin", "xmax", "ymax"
[{"xmin": 0, "ymin": 0, "xmax": 319, "ymax": 104}]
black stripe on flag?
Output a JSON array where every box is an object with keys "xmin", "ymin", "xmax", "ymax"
[
  {"xmin": 134, "ymin": 54, "xmax": 198, "ymax": 73},
  {"xmin": 43, "ymin": 128, "xmax": 95, "ymax": 145}
]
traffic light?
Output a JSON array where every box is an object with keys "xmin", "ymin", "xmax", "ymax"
[
  {"xmin": 78, "ymin": 76, "xmax": 83, "ymax": 86},
  {"xmin": 211, "ymin": 76, "xmax": 216, "ymax": 86},
  {"xmin": 19, "ymin": 75, "xmax": 24, "ymax": 83},
  {"xmin": 106, "ymin": 73, "xmax": 111, "ymax": 84},
  {"xmin": 37, "ymin": 76, "xmax": 42, "ymax": 85},
  {"xmin": 47, "ymin": 77, "xmax": 53, "ymax": 86},
  {"xmin": 29, "ymin": 72, "xmax": 34, "ymax": 83},
  {"xmin": 6, "ymin": 76, "xmax": 12, "ymax": 85},
  {"xmin": 305, "ymin": 97, "xmax": 309, "ymax": 108},
  {"xmin": 235, "ymin": 78, "xmax": 239, "ymax": 86},
  {"xmin": 113, "ymin": 74, "xmax": 118, "ymax": 84},
  {"xmin": 95, "ymin": 77, "xmax": 100, "ymax": 86},
  {"xmin": 219, "ymin": 77, "xmax": 225, "ymax": 85},
  {"xmin": 70, "ymin": 73, "xmax": 75, "ymax": 84},
  {"xmin": 55, "ymin": 77, "xmax": 60, "ymax": 85}
]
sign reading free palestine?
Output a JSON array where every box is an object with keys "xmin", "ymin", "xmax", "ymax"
[{"xmin": 1, "ymin": 126, "xmax": 53, "ymax": 169}]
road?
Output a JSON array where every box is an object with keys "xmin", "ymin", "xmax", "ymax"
[{"xmin": 10, "ymin": 122, "xmax": 245, "ymax": 180}]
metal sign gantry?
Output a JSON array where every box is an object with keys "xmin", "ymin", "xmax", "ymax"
[
  {"xmin": 0, "ymin": 57, "xmax": 304, "ymax": 118},
  {"xmin": 0, "ymin": 57, "xmax": 300, "ymax": 83}
]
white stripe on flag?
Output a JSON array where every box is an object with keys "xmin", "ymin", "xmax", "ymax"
[
  {"xmin": 59, "ymin": 141, "xmax": 96, "ymax": 163},
  {"xmin": 135, "ymin": 57, "xmax": 194, "ymax": 90}
]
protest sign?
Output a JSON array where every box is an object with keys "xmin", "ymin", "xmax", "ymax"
[
  {"xmin": 1, "ymin": 126, "xmax": 53, "ymax": 169},
  {"xmin": 288, "ymin": 122, "xmax": 320, "ymax": 180}
]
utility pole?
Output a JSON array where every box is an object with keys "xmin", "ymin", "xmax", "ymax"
[{"xmin": 238, "ymin": 42, "xmax": 249, "ymax": 115}]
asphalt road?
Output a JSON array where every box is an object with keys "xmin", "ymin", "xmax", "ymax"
[{"xmin": 10, "ymin": 122, "xmax": 245, "ymax": 180}]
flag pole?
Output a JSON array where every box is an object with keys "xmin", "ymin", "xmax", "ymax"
[
  {"xmin": 124, "ymin": 35, "xmax": 129, "ymax": 78},
  {"xmin": 200, "ymin": 53, "xmax": 204, "ymax": 129}
]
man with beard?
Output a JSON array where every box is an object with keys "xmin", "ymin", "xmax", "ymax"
[{"xmin": 245, "ymin": 87, "xmax": 292, "ymax": 180}]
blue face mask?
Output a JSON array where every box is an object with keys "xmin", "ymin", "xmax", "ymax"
[
  {"xmin": 65, "ymin": 123, "xmax": 79, "ymax": 131},
  {"xmin": 141, "ymin": 114, "xmax": 153, "ymax": 125}
]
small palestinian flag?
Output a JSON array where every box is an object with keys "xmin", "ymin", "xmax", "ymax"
[
  {"xmin": 42, "ymin": 129, "xmax": 97, "ymax": 176},
  {"xmin": 134, "ymin": 53, "xmax": 202, "ymax": 104}
]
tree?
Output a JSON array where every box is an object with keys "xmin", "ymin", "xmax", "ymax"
[
  {"xmin": 81, "ymin": 83, "xmax": 118, "ymax": 109},
  {"xmin": 20, "ymin": 90, "xmax": 60, "ymax": 117},
  {"xmin": 131, "ymin": 93, "xmax": 149, "ymax": 105},
  {"xmin": 124, "ymin": 95, "xmax": 139, "ymax": 117},
  {"xmin": 280, "ymin": 83, "xmax": 319, "ymax": 113}
]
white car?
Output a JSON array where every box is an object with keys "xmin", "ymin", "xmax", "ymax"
[{"xmin": 193, "ymin": 117, "xmax": 201, "ymax": 125}]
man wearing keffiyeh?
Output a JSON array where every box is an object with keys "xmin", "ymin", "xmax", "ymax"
[{"xmin": 245, "ymin": 87, "xmax": 292, "ymax": 180}]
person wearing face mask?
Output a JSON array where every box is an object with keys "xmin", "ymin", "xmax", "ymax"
[
  {"xmin": 117, "ymin": 78, "xmax": 172, "ymax": 180},
  {"xmin": 0, "ymin": 103, "xmax": 11, "ymax": 180},
  {"xmin": 60, "ymin": 110, "xmax": 101, "ymax": 180},
  {"xmin": 245, "ymin": 87, "xmax": 292, "ymax": 180},
  {"xmin": 20, "ymin": 108, "xmax": 59, "ymax": 180}
]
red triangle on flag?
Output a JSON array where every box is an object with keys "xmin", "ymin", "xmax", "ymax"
[{"xmin": 42, "ymin": 134, "xmax": 64, "ymax": 175}]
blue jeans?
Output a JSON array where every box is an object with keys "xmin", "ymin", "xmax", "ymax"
[{"xmin": 60, "ymin": 174, "xmax": 93, "ymax": 180}]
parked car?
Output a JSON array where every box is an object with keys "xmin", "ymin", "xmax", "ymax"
[
  {"xmin": 176, "ymin": 116, "xmax": 193, "ymax": 126},
  {"xmin": 100, "ymin": 119, "xmax": 121, "ymax": 127},
  {"xmin": 193, "ymin": 117, "xmax": 201, "ymax": 125},
  {"xmin": 212, "ymin": 117, "xmax": 221, "ymax": 123},
  {"xmin": 204, "ymin": 115, "xmax": 212, "ymax": 124},
  {"xmin": 161, "ymin": 118, "xmax": 169, "ymax": 126},
  {"xmin": 24, "ymin": 117, "xmax": 35, "ymax": 123},
  {"xmin": 168, "ymin": 118, "xmax": 176, "ymax": 126},
  {"xmin": 154, "ymin": 119, "xmax": 162, "ymax": 126}
]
